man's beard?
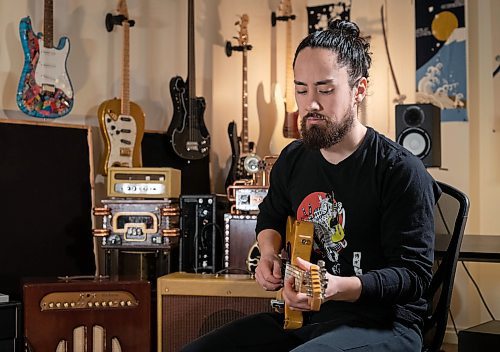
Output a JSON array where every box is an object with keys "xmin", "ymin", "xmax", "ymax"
[{"xmin": 300, "ymin": 107, "xmax": 355, "ymax": 150}]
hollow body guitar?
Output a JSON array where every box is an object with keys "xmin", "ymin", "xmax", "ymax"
[{"xmin": 278, "ymin": 217, "xmax": 327, "ymax": 330}]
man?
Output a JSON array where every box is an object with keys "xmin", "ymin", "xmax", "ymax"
[{"xmin": 182, "ymin": 19, "xmax": 440, "ymax": 352}]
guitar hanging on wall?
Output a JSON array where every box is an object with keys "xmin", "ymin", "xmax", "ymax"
[
  {"xmin": 98, "ymin": 0, "xmax": 145, "ymax": 176},
  {"xmin": 269, "ymin": 0, "xmax": 300, "ymax": 155},
  {"xmin": 167, "ymin": 0, "xmax": 210, "ymax": 161},
  {"xmin": 17, "ymin": 0, "xmax": 74, "ymax": 118},
  {"xmin": 225, "ymin": 14, "xmax": 261, "ymax": 189}
]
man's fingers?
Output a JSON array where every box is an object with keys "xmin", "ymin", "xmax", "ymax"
[{"xmin": 295, "ymin": 257, "xmax": 313, "ymax": 271}]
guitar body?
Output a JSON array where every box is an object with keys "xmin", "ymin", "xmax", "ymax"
[
  {"xmin": 98, "ymin": 98, "xmax": 145, "ymax": 175},
  {"xmin": 225, "ymin": 121, "xmax": 258, "ymax": 189},
  {"xmin": 168, "ymin": 76, "xmax": 210, "ymax": 160},
  {"xmin": 283, "ymin": 217, "xmax": 315, "ymax": 330},
  {"xmin": 17, "ymin": 17, "xmax": 74, "ymax": 118}
]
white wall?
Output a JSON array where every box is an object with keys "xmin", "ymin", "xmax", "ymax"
[{"xmin": 1, "ymin": 0, "xmax": 498, "ymax": 343}]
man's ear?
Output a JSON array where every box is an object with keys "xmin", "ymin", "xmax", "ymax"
[{"xmin": 354, "ymin": 77, "xmax": 368, "ymax": 103}]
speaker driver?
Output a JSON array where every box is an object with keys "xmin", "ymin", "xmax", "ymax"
[
  {"xmin": 403, "ymin": 105, "xmax": 425, "ymax": 127},
  {"xmin": 397, "ymin": 128, "xmax": 431, "ymax": 158}
]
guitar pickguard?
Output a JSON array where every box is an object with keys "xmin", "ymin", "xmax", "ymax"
[
  {"xmin": 98, "ymin": 98, "xmax": 145, "ymax": 175},
  {"xmin": 17, "ymin": 17, "xmax": 74, "ymax": 118},
  {"xmin": 168, "ymin": 77, "xmax": 210, "ymax": 160}
]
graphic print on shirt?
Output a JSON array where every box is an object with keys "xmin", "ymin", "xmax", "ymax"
[{"xmin": 297, "ymin": 191, "xmax": 347, "ymax": 275}]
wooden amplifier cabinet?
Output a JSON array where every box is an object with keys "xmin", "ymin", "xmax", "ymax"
[
  {"xmin": 157, "ymin": 272, "xmax": 275, "ymax": 352},
  {"xmin": 24, "ymin": 278, "xmax": 150, "ymax": 352},
  {"xmin": 223, "ymin": 214, "xmax": 259, "ymax": 272}
]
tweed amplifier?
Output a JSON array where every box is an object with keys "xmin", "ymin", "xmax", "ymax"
[
  {"xmin": 93, "ymin": 199, "xmax": 180, "ymax": 248},
  {"xmin": 107, "ymin": 167, "xmax": 181, "ymax": 199},
  {"xmin": 157, "ymin": 272, "xmax": 275, "ymax": 352},
  {"xmin": 24, "ymin": 277, "xmax": 150, "ymax": 352}
]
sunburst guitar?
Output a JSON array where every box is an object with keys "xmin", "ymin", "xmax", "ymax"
[{"xmin": 17, "ymin": 0, "xmax": 73, "ymax": 118}]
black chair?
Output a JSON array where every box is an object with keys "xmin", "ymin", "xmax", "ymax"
[{"xmin": 422, "ymin": 181, "xmax": 470, "ymax": 352}]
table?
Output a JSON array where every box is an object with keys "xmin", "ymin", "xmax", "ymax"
[{"xmin": 434, "ymin": 234, "xmax": 500, "ymax": 262}]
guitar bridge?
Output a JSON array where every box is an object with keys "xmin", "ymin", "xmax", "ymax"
[{"xmin": 120, "ymin": 148, "xmax": 132, "ymax": 157}]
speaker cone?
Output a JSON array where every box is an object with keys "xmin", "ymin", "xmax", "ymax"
[
  {"xmin": 403, "ymin": 105, "xmax": 425, "ymax": 127},
  {"xmin": 397, "ymin": 127, "xmax": 431, "ymax": 158}
]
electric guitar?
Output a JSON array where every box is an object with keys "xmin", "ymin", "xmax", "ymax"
[
  {"xmin": 167, "ymin": 0, "xmax": 210, "ymax": 160},
  {"xmin": 17, "ymin": 0, "xmax": 74, "ymax": 118},
  {"xmin": 98, "ymin": 0, "xmax": 145, "ymax": 175},
  {"xmin": 225, "ymin": 15, "xmax": 261, "ymax": 190},
  {"xmin": 274, "ymin": 217, "xmax": 327, "ymax": 330},
  {"xmin": 269, "ymin": 0, "xmax": 300, "ymax": 155}
]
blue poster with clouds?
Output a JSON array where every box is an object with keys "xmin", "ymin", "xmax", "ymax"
[{"xmin": 415, "ymin": 0, "xmax": 467, "ymax": 122}]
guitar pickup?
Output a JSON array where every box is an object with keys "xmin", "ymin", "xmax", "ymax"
[
  {"xmin": 42, "ymin": 84, "xmax": 56, "ymax": 93},
  {"xmin": 120, "ymin": 148, "xmax": 132, "ymax": 156},
  {"xmin": 270, "ymin": 299, "xmax": 284, "ymax": 312},
  {"xmin": 120, "ymin": 139, "xmax": 132, "ymax": 145}
]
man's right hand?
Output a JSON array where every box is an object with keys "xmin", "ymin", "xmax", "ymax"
[{"xmin": 255, "ymin": 253, "xmax": 283, "ymax": 291}]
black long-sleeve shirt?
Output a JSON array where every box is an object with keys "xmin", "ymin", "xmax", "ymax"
[{"xmin": 256, "ymin": 127, "xmax": 441, "ymax": 332}]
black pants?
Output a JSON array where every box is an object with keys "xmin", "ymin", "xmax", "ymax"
[{"xmin": 180, "ymin": 312, "xmax": 422, "ymax": 352}]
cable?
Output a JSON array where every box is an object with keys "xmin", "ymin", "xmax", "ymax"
[
  {"xmin": 460, "ymin": 261, "xmax": 496, "ymax": 320},
  {"xmin": 437, "ymin": 198, "xmax": 497, "ymax": 321}
]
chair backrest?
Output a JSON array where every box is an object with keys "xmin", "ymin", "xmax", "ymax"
[{"xmin": 422, "ymin": 181, "xmax": 470, "ymax": 352}]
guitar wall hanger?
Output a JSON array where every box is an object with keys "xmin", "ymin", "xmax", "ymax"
[
  {"xmin": 105, "ymin": 13, "xmax": 135, "ymax": 32},
  {"xmin": 225, "ymin": 41, "xmax": 253, "ymax": 57},
  {"xmin": 271, "ymin": 11, "xmax": 296, "ymax": 27}
]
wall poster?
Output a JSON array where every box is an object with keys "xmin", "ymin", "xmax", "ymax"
[{"xmin": 415, "ymin": 0, "xmax": 467, "ymax": 122}]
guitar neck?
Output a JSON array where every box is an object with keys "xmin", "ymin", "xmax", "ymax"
[
  {"xmin": 284, "ymin": 19, "xmax": 296, "ymax": 113},
  {"xmin": 187, "ymin": 0, "xmax": 196, "ymax": 101},
  {"xmin": 241, "ymin": 49, "xmax": 249, "ymax": 154},
  {"xmin": 43, "ymin": 0, "xmax": 54, "ymax": 48},
  {"xmin": 121, "ymin": 21, "xmax": 131, "ymax": 116}
]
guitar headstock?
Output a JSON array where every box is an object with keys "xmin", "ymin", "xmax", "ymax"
[
  {"xmin": 278, "ymin": 0, "xmax": 293, "ymax": 17},
  {"xmin": 285, "ymin": 260, "xmax": 327, "ymax": 311},
  {"xmin": 117, "ymin": 0, "xmax": 129, "ymax": 19},
  {"xmin": 235, "ymin": 14, "xmax": 250, "ymax": 47}
]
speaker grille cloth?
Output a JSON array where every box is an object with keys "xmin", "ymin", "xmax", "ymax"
[{"xmin": 162, "ymin": 295, "xmax": 273, "ymax": 351}]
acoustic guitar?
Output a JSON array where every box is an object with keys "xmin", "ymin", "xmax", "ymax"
[
  {"xmin": 98, "ymin": 0, "xmax": 145, "ymax": 176},
  {"xmin": 225, "ymin": 14, "xmax": 261, "ymax": 189},
  {"xmin": 167, "ymin": 0, "xmax": 210, "ymax": 161},
  {"xmin": 17, "ymin": 0, "xmax": 74, "ymax": 118},
  {"xmin": 276, "ymin": 217, "xmax": 327, "ymax": 330},
  {"xmin": 269, "ymin": 0, "xmax": 300, "ymax": 155}
]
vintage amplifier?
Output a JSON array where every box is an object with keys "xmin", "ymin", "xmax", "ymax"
[
  {"xmin": 24, "ymin": 277, "xmax": 150, "ymax": 352},
  {"xmin": 157, "ymin": 272, "xmax": 275, "ymax": 352},
  {"xmin": 107, "ymin": 167, "xmax": 181, "ymax": 199},
  {"xmin": 179, "ymin": 194, "xmax": 230, "ymax": 273},
  {"xmin": 227, "ymin": 182, "xmax": 268, "ymax": 213},
  {"xmin": 223, "ymin": 214, "xmax": 259, "ymax": 272},
  {"xmin": 93, "ymin": 199, "xmax": 180, "ymax": 248}
]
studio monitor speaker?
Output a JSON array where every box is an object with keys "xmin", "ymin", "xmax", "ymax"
[
  {"xmin": 395, "ymin": 104, "xmax": 441, "ymax": 167},
  {"xmin": 157, "ymin": 272, "xmax": 275, "ymax": 352}
]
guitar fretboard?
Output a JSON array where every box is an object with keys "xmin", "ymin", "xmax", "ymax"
[
  {"xmin": 43, "ymin": 0, "xmax": 54, "ymax": 48},
  {"xmin": 242, "ymin": 48, "xmax": 249, "ymax": 154},
  {"xmin": 121, "ymin": 20, "xmax": 131, "ymax": 116}
]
